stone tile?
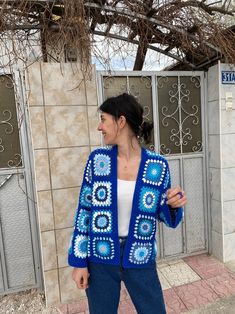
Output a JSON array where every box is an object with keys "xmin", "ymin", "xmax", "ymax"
[
  {"xmin": 37, "ymin": 190, "xmax": 54, "ymax": 231},
  {"xmin": 210, "ymin": 167, "xmax": 221, "ymax": 202},
  {"xmin": 163, "ymin": 288, "xmax": 187, "ymax": 313},
  {"xmin": 174, "ymin": 280, "xmax": 219, "ymax": 311},
  {"xmin": 158, "ymin": 269, "xmax": 171, "ymax": 290},
  {"xmin": 225, "ymin": 260, "xmax": 235, "ymax": 273},
  {"xmin": 158, "ymin": 260, "xmax": 200, "ymax": 287},
  {"xmin": 222, "ymin": 168, "xmax": 235, "ymax": 201},
  {"xmin": 41, "ymin": 230, "xmax": 57, "ymax": 271},
  {"xmin": 224, "ymin": 232, "xmax": 235, "ymax": 262},
  {"xmin": 34, "ymin": 149, "xmax": 51, "ymax": 191},
  {"xmin": 57, "ymin": 304, "xmax": 68, "ymax": 314},
  {"xmin": 59, "ymin": 267, "xmax": 86, "ymax": 304},
  {"xmin": 41, "ymin": 63, "xmax": 86, "ymax": 106},
  {"xmin": 26, "ymin": 62, "xmax": 43, "ymax": 106},
  {"xmin": 44, "ymin": 269, "xmax": 60, "ymax": 306},
  {"xmin": 205, "ymin": 272, "xmax": 235, "ymax": 298},
  {"xmin": 211, "ymin": 230, "xmax": 224, "ymax": 262},
  {"xmin": 120, "ymin": 285, "xmax": 129, "ymax": 301},
  {"xmin": 91, "ymin": 145, "xmax": 100, "ymax": 152},
  {"xmin": 210, "ymin": 199, "xmax": 222, "ymax": 234},
  {"xmin": 207, "ymin": 65, "xmax": 219, "ymax": 102},
  {"xmin": 53, "ymin": 187, "xmax": 80, "ymax": 229},
  {"xmin": 45, "ymin": 106, "xmax": 89, "ymax": 148},
  {"xmin": 208, "ymin": 135, "xmax": 220, "ymax": 168},
  {"xmin": 221, "ymin": 134, "xmax": 235, "ymax": 168},
  {"xmin": 85, "ymin": 65, "xmax": 98, "ymax": 106},
  {"xmin": 221, "ymin": 108, "xmax": 235, "ymax": 134},
  {"xmin": 49, "ymin": 146, "xmax": 90, "ymax": 189},
  {"xmin": 183, "ymin": 253, "xmax": 229, "ymax": 279},
  {"xmin": 56, "ymin": 228, "xmax": 73, "ymax": 268},
  {"xmin": 67, "ymin": 299, "xmax": 88, "ymax": 314},
  {"xmin": 87, "ymin": 106, "xmax": 101, "ymax": 146},
  {"xmin": 223, "ymin": 200, "xmax": 235, "ymax": 234},
  {"xmin": 208, "ymin": 100, "xmax": 220, "ymax": 135},
  {"xmin": 29, "ymin": 107, "xmax": 47, "ymax": 149},
  {"xmin": 157, "ymin": 261, "xmax": 169, "ymax": 269},
  {"xmin": 118, "ymin": 299, "xmax": 137, "ymax": 314}
]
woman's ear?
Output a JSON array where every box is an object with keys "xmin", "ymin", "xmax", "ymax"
[{"xmin": 118, "ymin": 115, "xmax": 126, "ymax": 129}]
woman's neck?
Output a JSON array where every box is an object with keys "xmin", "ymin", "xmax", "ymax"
[{"xmin": 117, "ymin": 138, "xmax": 141, "ymax": 161}]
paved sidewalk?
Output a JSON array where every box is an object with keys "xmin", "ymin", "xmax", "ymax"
[{"xmin": 57, "ymin": 254, "xmax": 235, "ymax": 314}]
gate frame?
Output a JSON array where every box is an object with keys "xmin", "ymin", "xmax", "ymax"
[
  {"xmin": 97, "ymin": 70, "xmax": 211, "ymax": 260},
  {"xmin": 0, "ymin": 68, "xmax": 43, "ymax": 294}
]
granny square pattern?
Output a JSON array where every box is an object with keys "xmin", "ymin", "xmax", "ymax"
[
  {"xmin": 163, "ymin": 169, "xmax": 170, "ymax": 189},
  {"xmin": 80, "ymin": 185, "xmax": 92, "ymax": 208},
  {"xmin": 160, "ymin": 192, "xmax": 167, "ymax": 206},
  {"xmin": 76, "ymin": 209, "xmax": 90, "ymax": 233},
  {"xmin": 129, "ymin": 242, "xmax": 152, "ymax": 264},
  {"xmin": 85, "ymin": 160, "xmax": 92, "ymax": 184},
  {"xmin": 139, "ymin": 187, "xmax": 159, "ymax": 213},
  {"xmin": 68, "ymin": 145, "xmax": 183, "ymax": 269},
  {"xmin": 92, "ymin": 210, "xmax": 112, "ymax": 233},
  {"xmin": 94, "ymin": 154, "xmax": 111, "ymax": 176},
  {"xmin": 93, "ymin": 237, "xmax": 115, "ymax": 260},
  {"xmin": 74, "ymin": 235, "xmax": 88, "ymax": 258},
  {"xmin": 92, "ymin": 181, "xmax": 112, "ymax": 207},
  {"xmin": 134, "ymin": 215, "xmax": 156, "ymax": 240},
  {"xmin": 142, "ymin": 159, "xmax": 166, "ymax": 186}
]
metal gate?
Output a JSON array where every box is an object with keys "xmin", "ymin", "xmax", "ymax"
[
  {"xmin": 97, "ymin": 71, "xmax": 209, "ymax": 259},
  {"xmin": 0, "ymin": 72, "xmax": 42, "ymax": 294}
]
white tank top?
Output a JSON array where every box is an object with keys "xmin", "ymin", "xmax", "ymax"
[{"xmin": 117, "ymin": 179, "xmax": 136, "ymax": 237}]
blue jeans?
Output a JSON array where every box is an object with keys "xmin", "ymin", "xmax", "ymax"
[{"xmin": 86, "ymin": 239, "xmax": 166, "ymax": 314}]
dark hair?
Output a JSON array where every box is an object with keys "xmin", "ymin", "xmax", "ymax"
[{"xmin": 99, "ymin": 93, "xmax": 153, "ymax": 143}]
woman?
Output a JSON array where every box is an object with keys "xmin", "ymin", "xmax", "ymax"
[{"xmin": 68, "ymin": 93, "xmax": 186, "ymax": 314}]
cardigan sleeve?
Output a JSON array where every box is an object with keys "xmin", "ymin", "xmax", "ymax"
[
  {"xmin": 156, "ymin": 159, "xmax": 183, "ymax": 228},
  {"xmin": 68, "ymin": 152, "xmax": 93, "ymax": 268}
]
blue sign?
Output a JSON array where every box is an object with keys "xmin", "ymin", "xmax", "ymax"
[{"xmin": 221, "ymin": 71, "xmax": 235, "ymax": 84}]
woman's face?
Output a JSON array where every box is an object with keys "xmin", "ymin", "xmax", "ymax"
[{"xmin": 97, "ymin": 112, "xmax": 119, "ymax": 145}]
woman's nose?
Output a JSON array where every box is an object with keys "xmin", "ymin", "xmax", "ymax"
[{"xmin": 97, "ymin": 123, "xmax": 102, "ymax": 131}]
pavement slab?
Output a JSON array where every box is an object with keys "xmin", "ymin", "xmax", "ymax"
[
  {"xmin": 56, "ymin": 255, "xmax": 235, "ymax": 314},
  {"xmin": 183, "ymin": 254, "xmax": 229, "ymax": 279},
  {"xmin": 174, "ymin": 280, "xmax": 220, "ymax": 311},
  {"xmin": 187, "ymin": 295, "xmax": 235, "ymax": 314},
  {"xmin": 163, "ymin": 288, "xmax": 187, "ymax": 313},
  {"xmin": 159, "ymin": 260, "xmax": 201, "ymax": 287},
  {"xmin": 118, "ymin": 299, "xmax": 137, "ymax": 314},
  {"xmin": 205, "ymin": 272, "xmax": 235, "ymax": 298},
  {"xmin": 158, "ymin": 270, "xmax": 172, "ymax": 290}
]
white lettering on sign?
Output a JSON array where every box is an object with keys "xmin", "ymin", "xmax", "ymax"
[{"xmin": 221, "ymin": 71, "xmax": 235, "ymax": 84}]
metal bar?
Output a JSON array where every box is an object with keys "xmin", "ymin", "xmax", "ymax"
[
  {"xmin": 17, "ymin": 69, "xmax": 42, "ymax": 289},
  {"xmin": 0, "ymin": 174, "xmax": 13, "ymax": 189}
]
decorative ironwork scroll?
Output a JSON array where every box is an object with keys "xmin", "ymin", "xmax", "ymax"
[
  {"xmin": 103, "ymin": 75, "xmax": 155, "ymax": 150},
  {"xmin": 157, "ymin": 76, "xmax": 202, "ymax": 155},
  {"xmin": 0, "ymin": 75, "xmax": 22, "ymax": 168}
]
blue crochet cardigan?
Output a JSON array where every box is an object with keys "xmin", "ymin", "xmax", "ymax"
[{"xmin": 68, "ymin": 145, "xmax": 183, "ymax": 268}]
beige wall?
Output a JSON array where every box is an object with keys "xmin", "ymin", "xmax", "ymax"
[{"xmin": 26, "ymin": 62, "xmax": 100, "ymax": 305}]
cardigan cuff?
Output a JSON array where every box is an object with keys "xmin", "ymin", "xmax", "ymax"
[{"xmin": 68, "ymin": 255, "xmax": 88, "ymax": 268}]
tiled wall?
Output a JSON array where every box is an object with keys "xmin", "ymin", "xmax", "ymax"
[
  {"xmin": 220, "ymin": 64, "xmax": 235, "ymax": 262},
  {"xmin": 208, "ymin": 63, "xmax": 235, "ymax": 262},
  {"xmin": 207, "ymin": 64, "xmax": 223, "ymax": 261},
  {"xmin": 26, "ymin": 62, "xmax": 100, "ymax": 305}
]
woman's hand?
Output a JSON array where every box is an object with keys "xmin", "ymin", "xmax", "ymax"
[
  {"xmin": 72, "ymin": 267, "xmax": 90, "ymax": 289},
  {"xmin": 166, "ymin": 187, "xmax": 187, "ymax": 208}
]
